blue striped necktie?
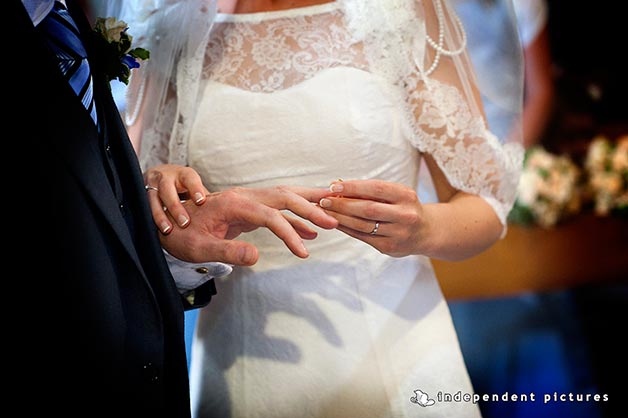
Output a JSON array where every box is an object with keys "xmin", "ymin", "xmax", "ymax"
[{"xmin": 40, "ymin": 1, "xmax": 98, "ymax": 125}]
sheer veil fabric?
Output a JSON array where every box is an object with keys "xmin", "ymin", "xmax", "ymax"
[{"xmin": 115, "ymin": 0, "xmax": 523, "ymax": 226}]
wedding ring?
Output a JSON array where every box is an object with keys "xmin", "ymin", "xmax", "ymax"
[
  {"xmin": 145, "ymin": 185, "xmax": 159, "ymax": 192},
  {"xmin": 370, "ymin": 221, "xmax": 380, "ymax": 235}
]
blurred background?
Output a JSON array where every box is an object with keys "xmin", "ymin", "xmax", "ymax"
[{"xmin": 439, "ymin": 1, "xmax": 627, "ymax": 417}]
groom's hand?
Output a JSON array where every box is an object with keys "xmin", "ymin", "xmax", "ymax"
[{"xmin": 159, "ymin": 187, "xmax": 338, "ymax": 266}]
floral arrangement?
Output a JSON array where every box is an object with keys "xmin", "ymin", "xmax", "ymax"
[
  {"xmin": 92, "ymin": 17, "xmax": 149, "ymax": 84},
  {"xmin": 583, "ymin": 135, "xmax": 628, "ymax": 216},
  {"xmin": 508, "ymin": 146, "xmax": 582, "ymax": 227}
]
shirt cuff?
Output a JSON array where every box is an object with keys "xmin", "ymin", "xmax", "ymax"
[{"xmin": 163, "ymin": 250, "xmax": 233, "ymax": 294}]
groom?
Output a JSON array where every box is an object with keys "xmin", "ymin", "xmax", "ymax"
[{"xmin": 13, "ymin": 1, "xmax": 335, "ymax": 417}]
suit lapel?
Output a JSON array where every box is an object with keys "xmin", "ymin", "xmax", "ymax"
[{"xmin": 31, "ymin": 1, "xmax": 150, "ymax": 280}]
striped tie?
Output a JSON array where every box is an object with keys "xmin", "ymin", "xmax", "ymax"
[{"xmin": 40, "ymin": 1, "xmax": 98, "ymax": 125}]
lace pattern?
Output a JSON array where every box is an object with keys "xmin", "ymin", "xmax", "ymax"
[
  {"xmin": 203, "ymin": 7, "xmax": 368, "ymax": 92},
  {"xmin": 408, "ymin": 77, "xmax": 523, "ymax": 222},
  {"xmin": 136, "ymin": 0, "xmax": 523, "ymax": 224}
]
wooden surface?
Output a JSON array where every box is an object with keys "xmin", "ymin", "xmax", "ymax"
[{"xmin": 434, "ymin": 213, "xmax": 628, "ymax": 301}]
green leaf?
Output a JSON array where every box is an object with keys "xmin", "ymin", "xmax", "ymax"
[
  {"xmin": 507, "ymin": 202, "xmax": 536, "ymax": 226},
  {"xmin": 537, "ymin": 167, "xmax": 550, "ymax": 179},
  {"xmin": 129, "ymin": 47, "xmax": 150, "ymax": 60}
]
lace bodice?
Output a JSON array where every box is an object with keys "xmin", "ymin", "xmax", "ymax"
[
  {"xmin": 134, "ymin": 0, "xmax": 523, "ymax": 224},
  {"xmin": 204, "ymin": 3, "xmax": 368, "ymax": 92}
]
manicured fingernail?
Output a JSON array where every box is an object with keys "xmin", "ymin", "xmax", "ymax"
[
  {"xmin": 161, "ymin": 223, "xmax": 172, "ymax": 234},
  {"xmin": 178, "ymin": 215, "xmax": 189, "ymax": 227},
  {"xmin": 319, "ymin": 198, "xmax": 331, "ymax": 208},
  {"xmin": 330, "ymin": 183, "xmax": 343, "ymax": 193},
  {"xmin": 194, "ymin": 192, "xmax": 205, "ymax": 204},
  {"xmin": 300, "ymin": 241, "xmax": 309, "ymax": 256}
]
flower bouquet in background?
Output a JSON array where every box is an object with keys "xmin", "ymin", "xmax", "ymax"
[
  {"xmin": 508, "ymin": 146, "xmax": 582, "ymax": 227},
  {"xmin": 583, "ymin": 135, "xmax": 628, "ymax": 216}
]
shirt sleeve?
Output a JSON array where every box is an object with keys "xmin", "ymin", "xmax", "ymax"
[{"xmin": 163, "ymin": 249, "xmax": 233, "ymax": 294}]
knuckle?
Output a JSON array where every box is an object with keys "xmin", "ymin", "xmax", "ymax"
[
  {"xmin": 363, "ymin": 203, "xmax": 380, "ymax": 219},
  {"xmin": 146, "ymin": 170, "xmax": 162, "ymax": 183},
  {"xmin": 373, "ymin": 182, "xmax": 387, "ymax": 196},
  {"xmin": 268, "ymin": 208, "xmax": 283, "ymax": 220},
  {"xmin": 181, "ymin": 166, "xmax": 199, "ymax": 181},
  {"xmin": 404, "ymin": 189, "xmax": 418, "ymax": 202},
  {"xmin": 221, "ymin": 241, "xmax": 237, "ymax": 258},
  {"xmin": 274, "ymin": 185, "xmax": 293, "ymax": 205},
  {"xmin": 222, "ymin": 189, "xmax": 241, "ymax": 202},
  {"xmin": 401, "ymin": 210, "xmax": 419, "ymax": 225}
]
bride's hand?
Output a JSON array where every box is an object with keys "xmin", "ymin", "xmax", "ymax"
[
  {"xmin": 319, "ymin": 179, "xmax": 431, "ymax": 257},
  {"xmin": 143, "ymin": 164, "xmax": 210, "ymax": 234}
]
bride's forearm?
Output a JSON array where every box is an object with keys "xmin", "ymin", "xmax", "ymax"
[{"xmin": 418, "ymin": 192, "xmax": 503, "ymax": 261}]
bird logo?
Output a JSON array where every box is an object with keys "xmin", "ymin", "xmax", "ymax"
[{"xmin": 410, "ymin": 389, "xmax": 436, "ymax": 407}]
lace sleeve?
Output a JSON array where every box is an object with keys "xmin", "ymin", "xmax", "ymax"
[{"xmin": 404, "ymin": 0, "xmax": 524, "ymax": 224}]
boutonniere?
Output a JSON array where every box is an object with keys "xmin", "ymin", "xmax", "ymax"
[{"xmin": 92, "ymin": 17, "xmax": 150, "ymax": 85}]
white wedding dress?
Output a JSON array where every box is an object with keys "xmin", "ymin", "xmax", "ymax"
[{"xmin": 129, "ymin": 1, "xmax": 522, "ymax": 417}]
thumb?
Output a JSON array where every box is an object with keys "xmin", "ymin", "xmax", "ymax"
[{"xmin": 203, "ymin": 239, "xmax": 259, "ymax": 266}]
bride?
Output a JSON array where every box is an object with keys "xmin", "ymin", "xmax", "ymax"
[{"xmin": 121, "ymin": 0, "xmax": 523, "ymax": 416}]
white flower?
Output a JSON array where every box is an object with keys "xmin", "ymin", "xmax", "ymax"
[
  {"xmin": 611, "ymin": 137, "xmax": 628, "ymax": 172},
  {"xmin": 592, "ymin": 172, "xmax": 623, "ymax": 195},
  {"xmin": 526, "ymin": 147, "xmax": 554, "ymax": 171},
  {"xmin": 513, "ymin": 146, "xmax": 581, "ymax": 227},
  {"xmin": 584, "ymin": 135, "xmax": 628, "ymax": 216},
  {"xmin": 96, "ymin": 17, "xmax": 128, "ymax": 43},
  {"xmin": 517, "ymin": 170, "xmax": 539, "ymax": 206},
  {"xmin": 585, "ymin": 136, "xmax": 611, "ymax": 172},
  {"xmin": 533, "ymin": 200, "xmax": 560, "ymax": 228}
]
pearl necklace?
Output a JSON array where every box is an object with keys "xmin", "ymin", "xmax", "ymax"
[{"xmin": 424, "ymin": 0, "xmax": 467, "ymax": 76}]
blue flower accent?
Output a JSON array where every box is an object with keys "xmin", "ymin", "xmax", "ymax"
[
  {"xmin": 92, "ymin": 17, "xmax": 149, "ymax": 85},
  {"xmin": 122, "ymin": 54, "xmax": 140, "ymax": 70}
]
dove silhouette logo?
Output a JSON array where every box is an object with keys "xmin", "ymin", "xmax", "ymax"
[{"xmin": 411, "ymin": 389, "xmax": 436, "ymax": 407}]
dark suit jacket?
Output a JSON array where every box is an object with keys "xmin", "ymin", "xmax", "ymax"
[{"xmin": 12, "ymin": 1, "xmax": 214, "ymax": 416}]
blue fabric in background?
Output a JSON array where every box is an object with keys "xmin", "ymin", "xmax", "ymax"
[
  {"xmin": 449, "ymin": 287, "xmax": 611, "ymax": 418},
  {"xmin": 184, "ymin": 309, "xmax": 199, "ymax": 372}
]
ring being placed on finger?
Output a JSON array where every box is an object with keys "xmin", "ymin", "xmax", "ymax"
[
  {"xmin": 370, "ymin": 221, "xmax": 380, "ymax": 235},
  {"xmin": 145, "ymin": 185, "xmax": 159, "ymax": 192}
]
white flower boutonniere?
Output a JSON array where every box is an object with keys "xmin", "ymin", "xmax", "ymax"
[{"xmin": 92, "ymin": 17, "xmax": 150, "ymax": 85}]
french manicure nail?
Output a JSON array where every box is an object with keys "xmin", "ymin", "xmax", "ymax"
[
  {"xmin": 194, "ymin": 192, "xmax": 205, "ymax": 204},
  {"xmin": 330, "ymin": 183, "xmax": 343, "ymax": 193},
  {"xmin": 161, "ymin": 223, "xmax": 172, "ymax": 234},
  {"xmin": 319, "ymin": 198, "xmax": 331, "ymax": 208},
  {"xmin": 178, "ymin": 215, "xmax": 190, "ymax": 226}
]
